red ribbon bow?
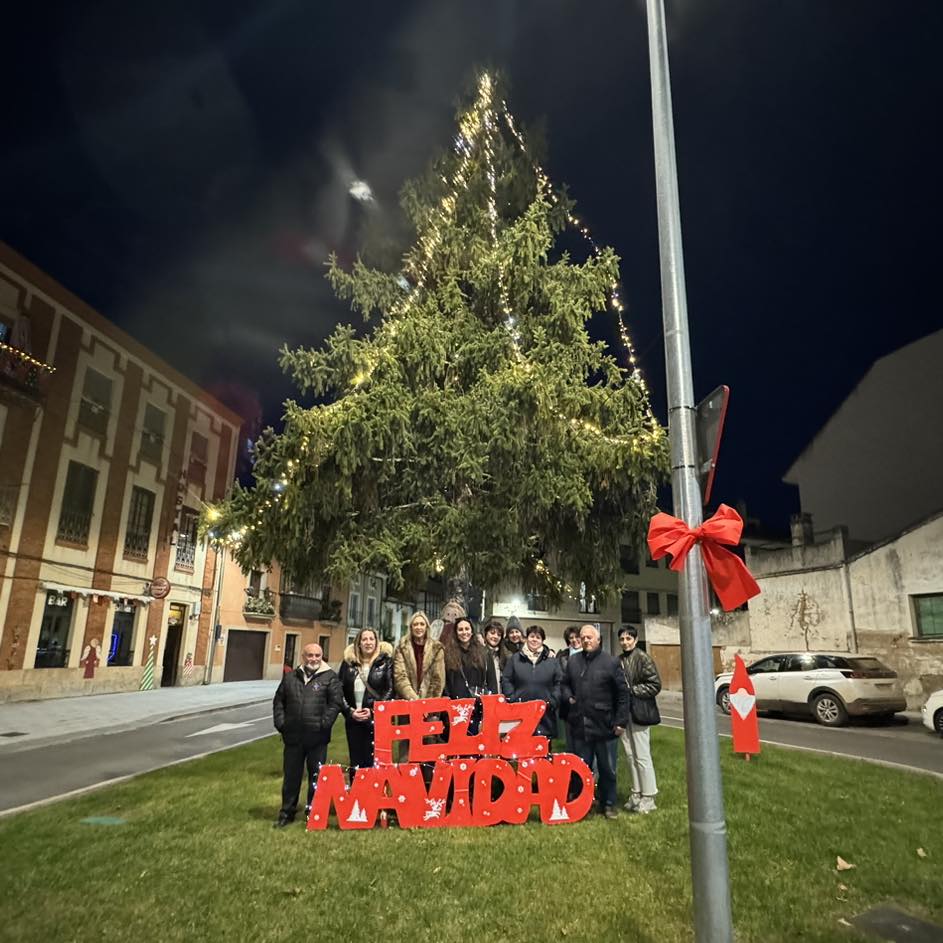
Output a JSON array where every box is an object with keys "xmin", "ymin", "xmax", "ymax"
[{"xmin": 647, "ymin": 504, "xmax": 761, "ymax": 612}]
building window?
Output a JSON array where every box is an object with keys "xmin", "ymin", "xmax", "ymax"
[
  {"xmin": 667, "ymin": 593, "xmax": 679, "ymax": 616},
  {"xmin": 174, "ymin": 507, "xmax": 199, "ymax": 570},
  {"xmin": 124, "ymin": 487, "xmax": 155, "ymax": 560},
  {"xmin": 647, "ymin": 592, "xmax": 661, "ymax": 616},
  {"xmin": 646, "ymin": 554, "xmax": 660, "ymax": 569},
  {"xmin": 622, "ymin": 590, "xmax": 641, "ymax": 623},
  {"xmin": 248, "ymin": 570, "xmax": 264, "ymax": 595},
  {"xmin": 526, "ymin": 592, "xmax": 548, "ymax": 612},
  {"xmin": 78, "ymin": 367, "xmax": 112, "ymax": 435},
  {"xmin": 279, "ymin": 573, "xmax": 324, "ymax": 621},
  {"xmin": 35, "ymin": 591, "xmax": 74, "ymax": 668},
  {"xmin": 188, "ymin": 431, "xmax": 208, "ymax": 489},
  {"xmin": 0, "ymin": 483, "xmax": 18, "ymax": 527},
  {"xmin": 57, "ymin": 461, "xmax": 98, "ymax": 544},
  {"xmin": 578, "ymin": 582, "xmax": 598, "ymax": 614},
  {"xmin": 348, "ymin": 590, "xmax": 362, "ymax": 628},
  {"xmin": 140, "ymin": 404, "xmax": 166, "ymax": 465},
  {"xmin": 319, "ymin": 635, "xmax": 331, "ymax": 661},
  {"xmin": 108, "ymin": 608, "xmax": 137, "ymax": 666},
  {"xmin": 620, "ymin": 545, "xmax": 640, "ymax": 575},
  {"xmin": 914, "ymin": 594, "xmax": 943, "ymax": 639},
  {"xmin": 366, "ymin": 595, "xmax": 377, "ymax": 628}
]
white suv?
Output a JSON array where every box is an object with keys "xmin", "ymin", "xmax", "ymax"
[
  {"xmin": 922, "ymin": 690, "xmax": 943, "ymax": 736},
  {"xmin": 714, "ymin": 652, "xmax": 906, "ymax": 727}
]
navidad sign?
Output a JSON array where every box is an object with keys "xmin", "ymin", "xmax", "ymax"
[{"xmin": 306, "ymin": 694, "xmax": 596, "ymax": 830}]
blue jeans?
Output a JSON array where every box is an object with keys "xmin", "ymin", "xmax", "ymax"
[{"xmin": 576, "ymin": 737, "xmax": 618, "ymax": 809}]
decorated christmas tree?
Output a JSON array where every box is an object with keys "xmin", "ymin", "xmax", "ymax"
[{"xmin": 208, "ymin": 72, "xmax": 668, "ymax": 606}]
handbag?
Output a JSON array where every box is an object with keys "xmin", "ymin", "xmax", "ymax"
[{"xmin": 630, "ymin": 696, "xmax": 661, "ymax": 727}]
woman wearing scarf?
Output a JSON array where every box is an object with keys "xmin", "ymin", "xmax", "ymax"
[
  {"xmin": 338, "ymin": 627, "xmax": 393, "ymax": 777},
  {"xmin": 501, "ymin": 624, "xmax": 562, "ymax": 738}
]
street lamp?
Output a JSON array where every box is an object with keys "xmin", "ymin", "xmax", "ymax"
[{"xmin": 643, "ymin": 1, "xmax": 735, "ymax": 941}]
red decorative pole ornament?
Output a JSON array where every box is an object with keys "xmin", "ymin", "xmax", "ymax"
[
  {"xmin": 728, "ymin": 654, "xmax": 760, "ymax": 757},
  {"xmin": 647, "ymin": 503, "xmax": 761, "ymax": 611}
]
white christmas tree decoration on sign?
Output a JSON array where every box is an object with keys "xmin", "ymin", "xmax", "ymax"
[
  {"xmin": 549, "ymin": 799, "xmax": 569, "ymax": 822},
  {"xmin": 347, "ymin": 800, "xmax": 368, "ymax": 824}
]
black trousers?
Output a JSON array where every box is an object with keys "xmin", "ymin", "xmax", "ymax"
[
  {"xmin": 280, "ymin": 739, "xmax": 328, "ymax": 816},
  {"xmin": 345, "ymin": 719, "xmax": 374, "ymax": 772}
]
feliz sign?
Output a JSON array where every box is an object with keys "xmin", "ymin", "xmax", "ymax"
[{"xmin": 306, "ymin": 694, "xmax": 595, "ymax": 830}]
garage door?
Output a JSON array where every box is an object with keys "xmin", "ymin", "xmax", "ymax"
[{"xmin": 223, "ymin": 630, "xmax": 267, "ymax": 682}]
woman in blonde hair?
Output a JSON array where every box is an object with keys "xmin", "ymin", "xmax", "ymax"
[
  {"xmin": 338, "ymin": 627, "xmax": 393, "ymax": 775},
  {"xmin": 392, "ymin": 611, "xmax": 445, "ymax": 700}
]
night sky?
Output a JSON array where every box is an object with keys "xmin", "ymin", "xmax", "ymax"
[{"xmin": 4, "ymin": 1, "xmax": 942, "ymax": 530}]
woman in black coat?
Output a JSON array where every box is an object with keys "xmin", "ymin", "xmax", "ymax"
[
  {"xmin": 338, "ymin": 627, "xmax": 393, "ymax": 776},
  {"xmin": 501, "ymin": 624, "xmax": 562, "ymax": 738},
  {"xmin": 443, "ymin": 617, "xmax": 488, "ymax": 698}
]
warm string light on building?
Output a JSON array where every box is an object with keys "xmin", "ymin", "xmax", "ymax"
[{"xmin": 0, "ymin": 340, "xmax": 56, "ymax": 373}]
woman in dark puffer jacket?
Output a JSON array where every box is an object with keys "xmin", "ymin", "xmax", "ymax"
[{"xmin": 500, "ymin": 625, "xmax": 562, "ymax": 738}]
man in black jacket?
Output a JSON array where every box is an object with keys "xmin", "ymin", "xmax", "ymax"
[
  {"xmin": 563, "ymin": 624, "xmax": 631, "ymax": 819},
  {"xmin": 272, "ymin": 643, "xmax": 344, "ymax": 827}
]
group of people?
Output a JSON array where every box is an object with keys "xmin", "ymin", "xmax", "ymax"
[{"xmin": 272, "ymin": 612, "xmax": 662, "ymax": 826}]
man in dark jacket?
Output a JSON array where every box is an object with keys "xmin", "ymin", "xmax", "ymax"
[
  {"xmin": 272, "ymin": 642, "xmax": 344, "ymax": 827},
  {"xmin": 563, "ymin": 624, "xmax": 631, "ymax": 819}
]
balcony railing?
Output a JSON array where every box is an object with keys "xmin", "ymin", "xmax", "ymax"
[
  {"xmin": 280, "ymin": 593, "xmax": 321, "ymax": 622},
  {"xmin": 77, "ymin": 397, "xmax": 109, "ymax": 435},
  {"xmin": 57, "ymin": 507, "xmax": 92, "ymax": 544},
  {"xmin": 0, "ymin": 343, "xmax": 51, "ymax": 407},
  {"xmin": 174, "ymin": 535, "xmax": 197, "ymax": 570},
  {"xmin": 140, "ymin": 430, "xmax": 164, "ymax": 465},
  {"xmin": 123, "ymin": 529, "xmax": 151, "ymax": 561},
  {"xmin": 244, "ymin": 589, "xmax": 276, "ymax": 618}
]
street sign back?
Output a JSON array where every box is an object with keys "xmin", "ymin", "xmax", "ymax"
[{"xmin": 695, "ymin": 385, "xmax": 730, "ymax": 506}]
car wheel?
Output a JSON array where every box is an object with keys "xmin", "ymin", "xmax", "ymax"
[
  {"xmin": 935, "ymin": 709, "xmax": 943, "ymax": 737},
  {"xmin": 716, "ymin": 686, "xmax": 730, "ymax": 714},
  {"xmin": 812, "ymin": 692, "xmax": 848, "ymax": 727}
]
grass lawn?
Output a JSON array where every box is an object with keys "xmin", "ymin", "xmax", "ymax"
[{"xmin": 1, "ymin": 728, "xmax": 939, "ymax": 943}]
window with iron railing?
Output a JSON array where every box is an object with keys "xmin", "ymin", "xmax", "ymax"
[
  {"xmin": 188, "ymin": 431, "xmax": 208, "ymax": 489},
  {"xmin": 174, "ymin": 508, "xmax": 199, "ymax": 570},
  {"xmin": 140, "ymin": 404, "xmax": 166, "ymax": 465},
  {"xmin": 56, "ymin": 462, "xmax": 97, "ymax": 544},
  {"xmin": 526, "ymin": 593, "xmax": 548, "ymax": 612},
  {"xmin": 123, "ymin": 486, "xmax": 155, "ymax": 561},
  {"xmin": 578, "ymin": 582, "xmax": 599, "ymax": 614},
  {"xmin": 78, "ymin": 367, "xmax": 112, "ymax": 436},
  {"xmin": 0, "ymin": 483, "xmax": 18, "ymax": 527},
  {"xmin": 621, "ymin": 590, "xmax": 641, "ymax": 623}
]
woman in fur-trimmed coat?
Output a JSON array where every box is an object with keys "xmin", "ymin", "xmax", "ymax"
[
  {"xmin": 392, "ymin": 611, "xmax": 446, "ymax": 700},
  {"xmin": 338, "ymin": 628, "xmax": 394, "ymax": 773}
]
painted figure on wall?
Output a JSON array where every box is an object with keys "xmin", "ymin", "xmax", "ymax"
[{"xmin": 80, "ymin": 638, "xmax": 101, "ymax": 679}]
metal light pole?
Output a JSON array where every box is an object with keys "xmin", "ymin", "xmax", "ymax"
[
  {"xmin": 203, "ymin": 542, "xmax": 225, "ymax": 685},
  {"xmin": 644, "ymin": 1, "xmax": 734, "ymax": 940}
]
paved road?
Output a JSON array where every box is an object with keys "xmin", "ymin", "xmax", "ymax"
[
  {"xmin": 2, "ymin": 694, "xmax": 939, "ymax": 816},
  {"xmin": 659, "ymin": 695, "xmax": 943, "ymax": 777},
  {"xmin": 0, "ymin": 702, "xmax": 278, "ymax": 815}
]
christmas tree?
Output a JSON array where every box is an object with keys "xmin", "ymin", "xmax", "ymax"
[{"xmin": 209, "ymin": 72, "xmax": 668, "ymax": 606}]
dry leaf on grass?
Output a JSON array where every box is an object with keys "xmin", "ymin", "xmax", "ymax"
[
  {"xmin": 836, "ymin": 856, "xmax": 856, "ymax": 871},
  {"xmin": 838, "ymin": 918, "xmax": 853, "ymax": 928},
  {"xmin": 917, "ymin": 847, "xmax": 928, "ymax": 858}
]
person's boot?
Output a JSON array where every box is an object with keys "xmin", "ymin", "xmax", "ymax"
[
  {"xmin": 637, "ymin": 795, "xmax": 657, "ymax": 814},
  {"xmin": 603, "ymin": 805, "xmax": 619, "ymax": 820},
  {"xmin": 274, "ymin": 811, "xmax": 295, "ymax": 828},
  {"xmin": 624, "ymin": 792, "xmax": 641, "ymax": 812}
]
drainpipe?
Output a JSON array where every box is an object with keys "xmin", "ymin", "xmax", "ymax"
[{"xmin": 841, "ymin": 561, "xmax": 859, "ymax": 654}]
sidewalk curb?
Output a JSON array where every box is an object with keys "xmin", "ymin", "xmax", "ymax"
[{"xmin": 0, "ymin": 697, "xmax": 273, "ymax": 756}]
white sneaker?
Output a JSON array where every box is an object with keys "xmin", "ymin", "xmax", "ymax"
[
  {"xmin": 637, "ymin": 796, "xmax": 657, "ymax": 814},
  {"xmin": 624, "ymin": 793, "xmax": 641, "ymax": 812}
]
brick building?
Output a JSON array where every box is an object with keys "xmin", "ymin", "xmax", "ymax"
[{"xmin": 0, "ymin": 244, "xmax": 241, "ymax": 701}]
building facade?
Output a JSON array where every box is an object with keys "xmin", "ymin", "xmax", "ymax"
[
  {"xmin": 0, "ymin": 244, "xmax": 241, "ymax": 701},
  {"xmin": 214, "ymin": 556, "xmax": 349, "ymax": 679},
  {"xmin": 783, "ymin": 328, "xmax": 943, "ymax": 544}
]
